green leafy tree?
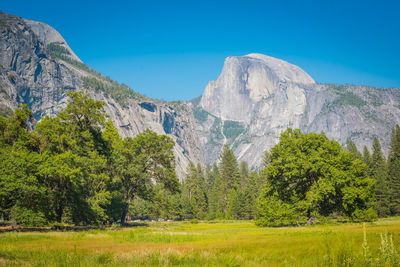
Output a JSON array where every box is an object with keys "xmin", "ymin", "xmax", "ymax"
[
  {"xmin": 35, "ymin": 91, "xmax": 111, "ymax": 224},
  {"xmin": 0, "ymin": 106, "xmax": 45, "ymax": 222},
  {"xmin": 0, "ymin": 149, "xmax": 45, "ymax": 222},
  {"xmin": 0, "ymin": 92, "xmax": 180, "ymax": 226},
  {"xmin": 257, "ymin": 129, "xmax": 376, "ymax": 226},
  {"xmin": 256, "ymin": 190, "xmax": 301, "ymax": 227},
  {"xmin": 109, "ymin": 129, "xmax": 179, "ymax": 224}
]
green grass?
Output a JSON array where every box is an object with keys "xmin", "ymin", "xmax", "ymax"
[{"xmin": 1, "ymin": 219, "xmax": 400, "ymax": 266}]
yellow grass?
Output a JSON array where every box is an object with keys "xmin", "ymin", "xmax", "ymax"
[{"xmin": 1, "ymin": 219, "xmax": 400, "ymax": 266}]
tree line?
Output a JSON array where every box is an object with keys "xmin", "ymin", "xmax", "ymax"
[
  {"xmin": 1, "ymin": 91, "xmax": 400, "ymax": 227},
  {"xmin": 0, "ymin": 91, "xmax": 178, "ymax": 226},
  {"xmin": 178, "ymin": 127, "xmax": 400, "ymax": 226}
]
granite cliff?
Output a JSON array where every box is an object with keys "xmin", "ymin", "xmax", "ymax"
[
  {"xmin": 1, "ymin": 10, "xmax": 400, "ymax": 174},
  {"xmin": 193, "ymin": 53, "xmax": 400, "ymax": 167},
  {"xmin": 0, "ymin": 11, "xmax": 204, "ymax": 178}
]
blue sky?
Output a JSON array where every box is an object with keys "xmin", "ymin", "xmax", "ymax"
[{"xmin": 3, "ymin": 0, "xmax": 400, "ymax": 100}]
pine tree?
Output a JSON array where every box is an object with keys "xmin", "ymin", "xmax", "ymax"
[
  {"xmin": 345, "ymin": 137, "xmax": 362, "ymax": 160},
  {"xmin": 204, "ymin": 165, "xmax": 213, "ymax": 196},
  {"xmin": 239, "ymin": 161, "xmax": 249, "ymax": 188},
  {"xmin": 183, "ymin": 162, "xmax": 207, "ymax": 219},
  {"xmin": 371, "ymin": 137, "xmax": 389, "ymax": 217},
  {"xmin": 363, "ymin": 146, "xmax": 372, "ymax": 172},
  {"xmin": 227, "ymin": 188, "xmax": 246, "ymax": 219},
  {"xmin": 219, "ymin": 145, "xmax": 240, "ymax": 215},
  {"xmin": 388, "ymin": 125, "xmax": 400, "ymax": 215},
  {"xmin": 207, "ymin": 163, "xmax": 223, "ymax": 219}
]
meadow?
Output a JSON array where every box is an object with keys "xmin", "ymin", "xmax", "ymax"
[{"xmin": 1, "ymin": 219, "xmax": 400, "ymax": 266}]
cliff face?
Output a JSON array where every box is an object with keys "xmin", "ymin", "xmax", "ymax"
[
  {"xmin": 194, "ymin": 53, "xmax": 400, "ymax": 167},
  {"xmin": 200, "ymin": 54, "xmax": 315, "ymax": 122},
  {"xmin": 0, "ymin": 11, "xmax": 204, "ymax": 179},
  {"xmin": 2, "ymin": 10, "xmax": 400, "ymax": 174}
]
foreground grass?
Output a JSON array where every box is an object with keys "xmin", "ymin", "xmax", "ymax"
[{"xmin": 1, "ymin": 219, "xmax": 400, "ymax": 266}]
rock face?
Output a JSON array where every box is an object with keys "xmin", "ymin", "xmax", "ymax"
[
  {"xmin": 200, "ymin": 53, "xmax": 314, "ymax": 122},
  {"xmin": 194, "ymin": 53, "xmax": 400, "ymax": 167},
  {"xmin": 23, "ymin": 19, "xmax": 82, "ymax": 63},
  {"xmin": 2, "ymin": 9, "xmax": 400, "ymax": 174},
  {"xmin": 0, "ymin": 11, "xmax": 203, "ymax": 179}
]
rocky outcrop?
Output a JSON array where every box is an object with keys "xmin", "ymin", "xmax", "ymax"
[
  {"xmin": 23, "ymin": 19, "xmax": 82, "ymax": 63},
  {"xmin": 200, "ymin": 53, "xmax": 314, "ymax": 122},
  {"xmin": 0, "ymin": 11, "xmax": 203, "ymax": 179},
  {"xmin": 194, "ymin": 54, "xmax": 400, "ymax": 167},
  {"xmin": 2, "ymin": 9, "xmax": 400, "ymax": 174}
]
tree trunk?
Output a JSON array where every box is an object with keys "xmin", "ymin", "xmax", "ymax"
[
  {"xmin": 56, "ymin": 205, "xmax": 63, "ymax": 223},
  {"xmin": 120, "ymin": 203, "xmax": 129, "ymax": 226}
]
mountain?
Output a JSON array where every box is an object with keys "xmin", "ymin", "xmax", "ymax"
[
  {"xmin": 192, "ymin": 53, "xmax": 400, "ymax": 167},
  {"xmin": 0, "ymin": 11, "xmax": 204, "ymax": 178},
  {"xmin": 1, "ymin": 10, "xmax": 400, "ymax": 174}
]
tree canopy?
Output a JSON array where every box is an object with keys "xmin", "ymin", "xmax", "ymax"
[
  {"xmin": 256, "ymin": 129, "xmax": 376, "ymax": 227},
  {"xmin": 0, "ymin": 91, "xmax": 179, "ymax": 226}
]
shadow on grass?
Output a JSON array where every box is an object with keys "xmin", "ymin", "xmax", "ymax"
[
  {"xmin": 122, "ymin": 222, "xmax": 149, "ymax": 228},
  {"xmin": 0, "ymin": 225, "xmax": 105, "ymax": 233}
]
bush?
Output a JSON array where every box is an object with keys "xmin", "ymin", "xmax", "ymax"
[
  {"xmin": 256, "ymin": 195, "xmax": 303, "ymax": 227},
  {"xmin": 351, "ymin": 208, "xmax": 378, "ymax": 222},
  {"xmin": 10, "ymin": 206, "xmax": 47, "ymax": 227},
  {"xmin": 0, "ymin": 220, "xmax": 11, "ymax": 226}
]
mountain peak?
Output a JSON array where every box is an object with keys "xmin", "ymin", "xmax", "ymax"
[
  {"xmin": 23, "ymin": 19, "xmax": 82, "ymax": 63},
  {"xmin": 199, "ymin": 53, "xmax": 314, "ymax": 121},
  {"xmin": 242, "ymin": 53, "xmax": 315, "ymax": 85}
]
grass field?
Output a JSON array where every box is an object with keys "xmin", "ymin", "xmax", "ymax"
[{"xmin": 1, "ymin": 219, "xmax": 400, "ymax": 266}]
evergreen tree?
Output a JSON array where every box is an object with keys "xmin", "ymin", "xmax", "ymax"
[
  {"xmin": 207, "ymin": 163, "xmax": 222, "ymax": 219},
  {"xmin": 345, "ymin": 137, "xmax": 362, "ymax": 160},
  {"xmin": 370, "ymin": 137, "xmax": 390, "ymax": 217},
  {"xmin": 227, "ymin": 188, "xmax": 246, "ymax": 219},
  {"xmin": 242, "ymin": 171, "xmax": 260, "ymax": 219},
  {"xmin": 262, "ymin": 150, "xmax": 271, "ymax": 167},
  {"xmin": 363, "ymin": 146, "xmax": 372, "ymax": 171},
  {"xmin": 183, "ymin": 162, "xmax": 207, "ymax": 219},
  {"xmin": 239, "ymin": 161, "xmax": 249, "ymax": 188},
  {"xmin": 219, "ymin": 145, "xmax": 240, "ymax": 216},
  {"xmin": 204, "ymin": 165, "xmax": 213, "ymax": 196},
  {"xmin": 388, "ymin": 125, "xmax": 400, "ymax": 215}
]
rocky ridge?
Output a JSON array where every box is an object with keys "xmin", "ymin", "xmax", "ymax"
[
  {"xmin": 0, "ymin": 11, "xmax": 203, "ymax": 179},
  {"xmin": 1, "ymin": 10, "xmax": 400, "ymax": 174},
  {"xmin": 193, "ymin": 53, "xmax": 400, "ymax": 167}
]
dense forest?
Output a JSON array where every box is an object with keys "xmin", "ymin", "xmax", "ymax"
[{"xmin": 1, "ymin": 91, "xmax": 400, "ymax": 227}]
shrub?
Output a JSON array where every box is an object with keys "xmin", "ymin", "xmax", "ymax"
[
  {"xmin": 0, "ymin": 220, "xmax": 11, "ymax": 226},
  {"xmin": 351, "ymin": 208, "xmax": 378, "ymax": 222},
  {"xmin": 256, "ymin": 195, "xmax": 303, "ymax": 227},
  {"xmin": 10, "ymin": 206, "xmax": 47, "ymax": 227}
]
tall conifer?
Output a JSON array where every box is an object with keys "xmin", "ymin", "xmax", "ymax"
[
  {"xmin": 388, "ymin": 125, "xmax": 400, "ymax": 215},
  {"xmin": 371, "ymin": 137, "xmax": 389, "ymax": 216}
]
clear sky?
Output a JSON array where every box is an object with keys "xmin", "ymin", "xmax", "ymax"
[{"xmin": 2, "ymin": 0, "xmax": 400, "ymax": 101}]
